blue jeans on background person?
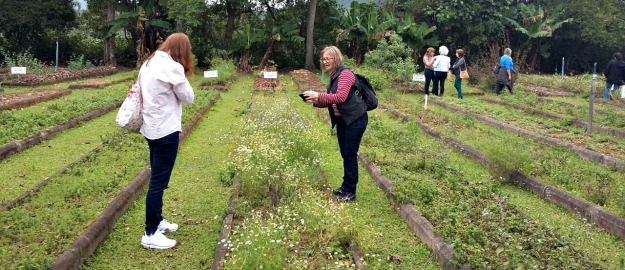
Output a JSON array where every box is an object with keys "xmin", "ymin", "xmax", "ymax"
[
  {"xmin": 604, "ymin": 82, "xmax": 622, "ymax": 99},
  {"xmin": 145, "ymin": 131, "xmax": 180, "ymax": 235},
  {"xmin": 424, "ymin": 69, "xmax": 434, "ymax": 95},
  {"xmin": 335, "ymin": 113, "xmax": 368, "ymax": 195}
]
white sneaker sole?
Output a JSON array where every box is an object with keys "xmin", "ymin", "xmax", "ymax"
[{"xmin": 141, "ymin": 242, "xmax": 176, "ymax": 249}]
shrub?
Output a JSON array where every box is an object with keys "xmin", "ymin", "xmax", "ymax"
[
  {"xmin": 364, "ymin": 34, "xmax": 418, "ymax": 82},
  {"xmin": 1, "ymin": 50, "xmax": 48, "ymax": 73},
  {"xmin": 67, "ymin": 54, "xmax": 94, "ymax": 70}
]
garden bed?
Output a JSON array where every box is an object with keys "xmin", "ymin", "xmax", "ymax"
[
  {"xmin": 0, "ymin": 89, "xmax": 71, "ymax": 110},
  {"xmin": 3, "ymin": 66, "xmax": 117, "ymax": 86}
]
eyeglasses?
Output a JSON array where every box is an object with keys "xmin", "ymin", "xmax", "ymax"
[{"xmin": 320, "ymin": 57, "xmax": 334, "ymax": 62}]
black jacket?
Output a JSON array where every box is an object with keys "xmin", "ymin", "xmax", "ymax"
[
  {"xmin": 603, "ymin": 59, "xmax": 625, "ymax": 84},
  {"xmin": 327, "ymin": 66, "xmax": 367, "ymax": 127}
]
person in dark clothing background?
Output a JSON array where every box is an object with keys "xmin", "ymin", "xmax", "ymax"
[
  {"xmin": 603, "ymin": 52, "xmax": 625, "ymax": 100},
  {"xmin": 302, "ymin": 46, "xmax": 368, "ymax": 202}
]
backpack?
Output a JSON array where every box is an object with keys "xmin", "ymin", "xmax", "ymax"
[{"xmin": 354, "ymin": 73, "xmax": 378, "ymax": 111}]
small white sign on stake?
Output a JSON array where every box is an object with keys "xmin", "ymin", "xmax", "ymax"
[
  {"xmin": 11, "ymin": 67, "xmax": 27, "ymax": 75},
  {"xmin": 264, "ymin": 71, "xmax": 278, "ymax": 79},
  {"xmin": 204, "ymin": 70, "xmax": 218, "ymax": 78},
  {"xmin": 412, "ymin": 74, "xmax": 425, "ymax": 82}
]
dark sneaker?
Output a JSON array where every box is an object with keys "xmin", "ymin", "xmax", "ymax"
[
  {"xmin": 332, "ymin": 187, "xmax": 345, "ymax": 196},
  {"xmin": 338, "ymin": 193, "xmax": 356, "ymax": 202}
]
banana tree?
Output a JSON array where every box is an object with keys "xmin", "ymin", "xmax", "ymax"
[
  {"xmin": 395, "ymin": 13, "xmax": 438, "ymax": 61},
  {"xmin": 334, "ymin": 1, "xmax": 368, "ymax": 64},
  {"xmin": 258, "ymin": 19, "xmax": 305, "ymax": 70},
  {"xmin": 505, "ymin": 3, "xmax": 572, "ymax": 70},
  {"xmin": 228, "ymin": 21, "xmax": 264, "ymax": 72},
  {"xmin": 104, "ymin": 0, "xmax": 171, "ymax": 68}
]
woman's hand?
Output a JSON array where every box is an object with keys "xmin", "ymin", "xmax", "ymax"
[{"xmin": 303, "ymin": 90, "xmax": 319, "ymax": 103}]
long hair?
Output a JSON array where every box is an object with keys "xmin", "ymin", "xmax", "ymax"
[{"xmin": 145, "ymin": 33, "xmax": 195, "ymax": 76}]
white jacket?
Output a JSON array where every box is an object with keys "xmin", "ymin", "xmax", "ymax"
[
  {"xmin": 433, "ymin": 55, "xmax": 451, "ymax": 72},
  {"xmin": 139, "ymin": 51, "xmax": 195, "ymax": 140}
]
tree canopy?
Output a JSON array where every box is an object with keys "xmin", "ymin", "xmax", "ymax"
[{"xmin": 1, "ymin": 0, "xmax": 624, "ymax": 73}]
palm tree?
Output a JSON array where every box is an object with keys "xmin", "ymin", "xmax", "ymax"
[{"xmin": 505, "ymin": 3, "xmax": 572, "ymax": 70}]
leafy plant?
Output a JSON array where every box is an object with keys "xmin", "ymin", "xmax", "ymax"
[
  {"xmin": 364, "ymin": 34, "xmax": 417, "ymax": 82},
  {"xmin": 67, "ymin": 54, "xmax": 94, "ymax": 70}
]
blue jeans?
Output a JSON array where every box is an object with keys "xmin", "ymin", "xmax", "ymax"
[
  {"xmin": 336, "ymin": 113, "xmax": 368, "ymax": 194},
  {"xmin": 424, "ymin": 69, "xmax": 434, "ymax": 95},
  {"xmin": 145, "ymin": 131, "xmax": 180, "ymax": 235},
  {"xmin": 604, "ymin": 82, "xmax": 622, "ymax": 99}
]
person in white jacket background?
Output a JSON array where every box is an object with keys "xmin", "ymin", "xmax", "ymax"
[
  {"xmin": 432, "ymin": 46, "xmax": 451, "ymax": 96},
  {"xmin": 138, "ymin": 33, "xmax": 195, "ymax": 249}
]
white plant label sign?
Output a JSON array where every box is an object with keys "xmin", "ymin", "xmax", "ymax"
[
  {"xmin": 11, "ymin": 67, "xmax": 27, "ymax": 75},
  {"xmin": 204, "ymin": 70, "xmax": 218, "ymax": 78},
  {"xmin": 264, "ymin": 71, "xmax": 278, "ymax": 79},
  {"xmin": 412, "ymin": 74, "xmax": 425, "ymax": 82}
]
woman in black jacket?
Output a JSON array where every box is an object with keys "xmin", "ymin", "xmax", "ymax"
[{"xmin": 302, "ymin": 46, "xmax": 368, "ymax": 202}]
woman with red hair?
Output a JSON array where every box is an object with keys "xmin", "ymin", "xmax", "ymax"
[{"xmin": 139, "ymin": 33, "xmax": 195, "ymax": 249}]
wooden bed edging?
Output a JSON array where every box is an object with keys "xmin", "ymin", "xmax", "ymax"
[
  {"xmin": 0, "ymin": 89, "xmax": 72, "ymax": 111},
  {"xmin": 381, "ymin": 104, "xmax": 625, "ymax": 242},
  {"xmin": 211, "ymin": 175, "xmax": 240, "ymax": 270},
  {"xmin": 0, "ymin": 102, "xmax": 121, "ymax": 162},
  {"xmin": 51, "ymin": 94, "xmax": 221, "ymax": 269},
  {"xmin": 430, "ymin": 99, "xmax": 625, "ymax": 171}
]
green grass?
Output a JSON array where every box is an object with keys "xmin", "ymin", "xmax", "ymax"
[{"xmin": 0, "ymin": 111, "xmax": 120, "ymax": 203}]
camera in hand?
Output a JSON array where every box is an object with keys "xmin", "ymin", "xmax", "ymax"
[{"xmin": 299, "ymin": 93, "xmax": 307, "ymax": 101}]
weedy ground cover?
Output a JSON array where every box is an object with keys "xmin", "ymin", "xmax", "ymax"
[
  {"xmin": 395, "ymin": 92, "xmax": 625, "ymax": 217},
  {"xmin": 439, "ymin": 96, "xmax": 625, "ymax": 160},
  {"xmin": 517, "ymin": 73, "xmax": 595, "ymax": 94}
]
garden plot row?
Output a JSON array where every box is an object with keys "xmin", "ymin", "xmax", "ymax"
[
  {"xmin": 2, "ymin": 66, "xmax": 119, "ymax": 86},
  {"xmin": 0, "ymin": 70, "xmax": 137, "ymax": 111},
  {"xmin": 429, "ymin": 96, "xmax": 625, "ymax": 163},
  {"xmin": 82, "ymin": 75, "xmax": 439, "ymax": 269},
  {"xmin": 0, "ymin": 80, "xmax": 220, "ymax": 269},
  {"xmin": 491, "ymin": 94, "xmax": 625, "ymax": 129},
  {"xmin": 400, "ymin": 95, "xmax": 625, "ymax": 219}
]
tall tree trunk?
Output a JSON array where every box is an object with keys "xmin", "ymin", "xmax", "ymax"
[
  {"xmin": 104, "ymin": 2, "xmax": 116, "ymax": 66},
  {"xmin": 259, "ymin": 39, "xmax": 276, "ymax": 70},
  {"xmin": 135, "ymin": 28, "xmax": 145, "ymax": 68},
  {"xmin": 304, "ymin": 0, "xmax": 317, "ymax": 70},
  {"xmin": 352, "ymin": 39, "xmax": 362, "ymax": 65},
  {"xmin": 238, "ymin": 49, "xmax": 252, "ymax": 73},
  {"xmin": 224, "ymin": 1, "xmax": 238, "ymax": 45}
]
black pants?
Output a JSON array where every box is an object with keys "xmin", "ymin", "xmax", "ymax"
[
  {"xmin": 495, "ymin": 83, "xmax": 513, "ymax": 95},
  {"xmin": 424, "ymin": 69, "xmax": 434, "ymax": 95},
  {"xmin": 432, "ymin": 71, "xmax": 448, "ymax": 96},
  {"xmin": 336, "ymin": 113, "xmax": 368, "ymax": 194},
  {"xmin": 145, "ymin": 131, "xmax": 180, "ymax": 235}
]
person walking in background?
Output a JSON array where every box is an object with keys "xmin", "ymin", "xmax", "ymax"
[
  {"xmin": 302, "ymin": 46, "xmax": 368, "ymax": 203},
  {"xmin": 451, "ymin": 49, "xmax": 466, "ymax": 99},
  {"xmin": 432, "ymin": 46, "xmax": 451, "ymax": 96},
  {"xmin": 423, "ymin": 47, "xmax": 436, "ymax": 95},
  {"xmin": 603, "ymin": 52, "xmax": 625, "ymax": 100},
  {"xmin": 139, "ymin": 33, "xmax": 195, "ymax": 249},
  {"xmin": 496, "ymin": 48, "xmax": 514, "ymax": 95}
]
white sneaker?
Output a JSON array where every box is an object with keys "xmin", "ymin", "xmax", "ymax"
[
  {"xmin": 141, "ymin": 231, "xmax": 176, "ymax": 249},
  {"xmin": 157, "ymin": 219, "xmax": 179, "ymax": 233}
]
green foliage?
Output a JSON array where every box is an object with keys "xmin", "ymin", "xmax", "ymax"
[
  {"xmin": 364, "ymin": 34, "xmax": 417, "ymax": 81},
  {"xmin": 1, "ymin": 50, "xmax": 48, "ymax": 73},
  {"xmin": 205, "ymin": 57, "xmax": 236, "ymax": 84},
  {"xmin": 67, "ymin": 54, "xmax": 94, "ymax": 70}
]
